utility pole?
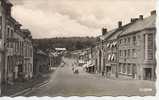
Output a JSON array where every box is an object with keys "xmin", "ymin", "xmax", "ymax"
[
  {"xmin": 0, "ymin": 0, "xmax": 3, "ymax": 96},
  {"xmin": 1, "ymin": 0, "xmax": 8, "ymax": 96}
]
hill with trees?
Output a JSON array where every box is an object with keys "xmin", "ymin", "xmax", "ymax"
[{"xmin": 33, "ymin": 37, "xmax": 97, "ymax": 51}]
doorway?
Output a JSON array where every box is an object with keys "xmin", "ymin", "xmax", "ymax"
[
  {"xmin": 98, "ymin": 50, "xmax": 102, "ymax": 73},
  {"xmin": 144, "ymin": 68, "xmax": 152, "ymax": 80},
  {"xmin": 18, "ymin": 64, "xmax": 23, "ymax": 77}
]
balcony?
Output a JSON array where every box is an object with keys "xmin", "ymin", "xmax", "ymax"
[{"xmin": 6, "ymin": 38, "xmax": 18, "ymax": 42}]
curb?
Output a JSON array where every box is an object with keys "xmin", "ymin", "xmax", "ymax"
[
  {"xmin": 33, "ymin": 80, "xmax": 49, "ymax": 89},
  {"xmin": 10, "ymin": 80, "xmax": 49, "ymax": 97},
  {"xmin": 10, "ymin": 88, "xmax": 32, "ymax": 97}
]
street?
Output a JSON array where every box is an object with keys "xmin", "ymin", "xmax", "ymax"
[{"xmin": 26, "ymin": 57, "xmax": 155, "ymax": 97}]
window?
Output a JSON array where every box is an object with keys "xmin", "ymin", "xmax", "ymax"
[
  {"xmin": 119, "ymin": 63, "xmax": 122, "ymax": 73},
  {"xmin": 124, "ymin": 38, "xmax": 127, "ymax": 45},
  {"xmin": 7, "ymin": 27, "xmax": 10, "ymax": 38},
  {"xmin": 147, "ymin": 49, "xmax": 153, "ymax": 60},
  {"xmin": 132, "ymin": 49, "xmax": 136, "ymax": 57},
  {"xmin": 11, "ymin": 29, "xmax": 13, "ymax": 38},
  {"xmin": 128, "ymin": 37, "xmax": 130, "ymax": 44},
  {"xmin": 123, "ymin": 64, "xmax": 126, "ymax": 74},
  {"xmin": 144, "ymin": 34, "xmax": 154, "ymax": 60},
  {"xmin": 122, "ymin": 50, "xmax": 124, "ymax": 57},
  {"xmin": 18, "ymin": 41, "xmax": 20, "ymax": 53},
  {"xmin": 30, "ymin": 47, "xmax": 33, "ymax": 57},
  {"xmin": 120, "ymin": 39, "xmax": 123, "ymax": 45},
  {"xmin": 124, "ymin": 50, "xmax": 127, "ymax": 57},
  {"xmin": 133, "ymin": 36, "xmax": 136, "ymax": 45},
  {"xmin": 132, "ymin": 64, "xmax": 137, "ymax": 75},
  {"xmin": 147, "ymin": 34, "xmax": 153, "ymax": 60},
  {"xmin": 127, "ymin": 64, "xmax": 131, "ymax": 75},
  {"xmin": 119, "ymin": 50, "xmax": 122, "ymax": 57},
  {"xmin": 128, "ymin": 49, "xmax": 130, "ymax": 57}
]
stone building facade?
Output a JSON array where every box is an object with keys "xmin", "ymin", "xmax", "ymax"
[
  {"xmin": 21, "ymin": 29, "xmax": 33, "ymax": 80},
  {"xmin": 0, "ymin": 0, "xmax": 34, "ymax": 86},
  {"xmin": 94, "ymin": 11, "xmax": 156, "ymax": 80},
  {"xmin": 118, "ymin": 11, "xmax": 156, "ymax": 80},
  {"xmin": 5, "ymin": 18, "xmax": 33, "ymax": 83},
  {"xmin": 0, "ymin": 0, "xmax": 11, "ymax": 86},
  {"xmin": 33, "ymin": 49, "xmax": 49, "ymax": 74}
]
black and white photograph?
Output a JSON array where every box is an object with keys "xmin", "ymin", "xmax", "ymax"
[{"xmin": 0, "ymin": 0, "xmax": 157, "ymax": 97}]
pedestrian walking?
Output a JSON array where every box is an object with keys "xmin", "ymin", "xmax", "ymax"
[
  {"xmin": 102, "ymin": 71, "xmax": 104, "ymax": 77},
  {"xmin": 72, "ymin": 67, "xmax": 74, "ymax": 71}
]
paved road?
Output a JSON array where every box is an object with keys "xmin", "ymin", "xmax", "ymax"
[{"xmin": 27, "ymin": 57, "xmax": 156, "ymax": 97}]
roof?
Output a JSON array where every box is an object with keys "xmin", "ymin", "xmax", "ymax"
[
  {"xmin": 49, "ymin": 52, "xmax": 58, "ymax": 57},
  {"xmin": 107, "ymin": 22, "xmax": 135, "ymax": 40},
  {"xmin": 99, "ymin": 22, "xmax": 133, "ymax": 41},
  {"xmin": 107, "ymin": 29, "xmax": 122, "ymax": 40},
  {"xmin": 99, "ymin": 29, "xmax": 117, "ymax": 41},
  {"xmin": 98, "ymin": 12, "xmax": 156, "ymax": 41},
  {"xmin": 37, "ymin": 49, "xmax": 47, "ymax": 56},
  {"xmin": 120, "ymin": 14, "xmax": 156, "ymax": 36},
  {"xmin": 5, "ymin": 0, "xmax": 13, "ymax": 6}
]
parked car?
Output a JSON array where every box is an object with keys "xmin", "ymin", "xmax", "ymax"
[{"xmin": 74, "ymin": 69, "xmax": 79, "ymax": 74}]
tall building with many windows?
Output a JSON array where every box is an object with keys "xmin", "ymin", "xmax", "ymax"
[
  {"xmin": 0, "ymin": 0, "xmax": 34, "ymax": 88},
  {"xmin": 118, "ymin": 11, "xmax": 156, "ymax": 80},
  {"xmin": 22, "ymin": 29, "xmax": 33, "ymax": 79},
  {"xmin": 0, "ymin": 0, "xmax": 13, "ymax": 95},
  {"xmin": 93, "ymin": 10, "xmax": 156, "ymax": 81}
]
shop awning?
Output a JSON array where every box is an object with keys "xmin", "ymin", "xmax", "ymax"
[
  {"xmin": 87, "ymin": 64, "xmax": 95, "ymax": 68},
  {"xmin": 113, "ymin": 41, "xmax": 117, "ymax": 46},
  {"xmin": 107, "ymin": 43, "xmax": 110, "ymax": 48},
  {"xmin": 82, "ymin": 64, "xmax": 87, "ymax": 68},
  {"xmin": 111, "ymin": 54, "xmax": 115, "ymax": 61},
  {"xmin": 108, "ymin": 54, "xmax": 111, "ymax": 61}
]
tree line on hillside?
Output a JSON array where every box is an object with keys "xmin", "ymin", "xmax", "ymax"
[{"xmin": 33, "ymin": 37, "xmax": 97, "ymax": 51}]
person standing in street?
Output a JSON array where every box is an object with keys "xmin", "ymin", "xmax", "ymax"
[{"xmin": 102, "ymin": 71, "xmax": 105, "ymax": 77}]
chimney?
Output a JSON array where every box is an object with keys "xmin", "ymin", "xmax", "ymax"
[
  {"xmin": 15, "ymin": 23, "xmax": 22, "ymax": 30},
  {"xmin": 118, "ymin": 21, "xmax": 122, "ymax": 28},
  {"xmin": 131, "ymin": 18, "xmax": 138, "ymax": 23},
  {"xmin": 151, "ymin": 10, "xmax": 156, "ymax": 15},
  {"xmin": 102, "ymin": 27, "xmax": 107, "ymax": 35},
  {"xmin": 6, "ymin": 0, "xmax": 13, "ymax": 16},
  {"xmin": 139, "ymin": 15, "xmax": 143, "ymax": 20}
]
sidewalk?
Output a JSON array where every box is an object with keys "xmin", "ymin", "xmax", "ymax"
[
  {"xmin": 1, "ymin": 71, "xmax": 54, "ymax": 96},
  {"xmin": 85, "ymin": 72, "xmax": 135, "ymax": 81}
]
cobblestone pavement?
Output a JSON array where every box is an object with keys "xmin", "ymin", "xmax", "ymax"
[{"xmin": 26, "ymin": 57, "xmax": 156, "ymax": 97}]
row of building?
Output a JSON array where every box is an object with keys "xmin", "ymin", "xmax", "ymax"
[
  {"xmin": 79, "ymin": 10, "xmax": 156, "ymax": 81},
  {"xmin": 0, "ymin": 0, "xmax": 34, "ymax": 85},
  {"xmin": 0, "ymin": 0, "xmax": 61, "ymax": 95}
]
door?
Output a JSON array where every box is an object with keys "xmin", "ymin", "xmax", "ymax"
[
  {"xmin": 18, "ymin": 64, "xmax": 23, "ymax": 77},
  {"xmin": 99, "ymin": 50, "xmax": 102, "ymax": 73},
  {"xmin": 144, "ymin": 68, "xmax": 152, "ymax": 80}
]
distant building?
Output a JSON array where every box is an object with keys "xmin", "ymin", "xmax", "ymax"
[
  {"xmin": 55, "ymin": 48, "xmax": 66, "ymax": 51},
  {"xmin": 33, "ymin": 49, "xmax": 49, "ymax": 75},
  {"xmin": 55, "ymin": 48, "xmax": 67, "ymax": 55}
]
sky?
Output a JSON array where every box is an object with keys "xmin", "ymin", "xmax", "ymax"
[{"xmin": 10, "ymin": 0, "xmax": 155, "ymax": 38}]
